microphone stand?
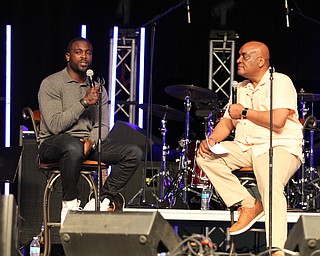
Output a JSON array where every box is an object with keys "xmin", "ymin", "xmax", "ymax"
[
  {"xmin": 268, "ymin": 66, "xmax": 274, "ymax": 255},
  {"xmin": 96, "ymin": 77, "xmax": 104, "ymax": 210},
  {"xmin": 134, "ymin": 1, "xmax": 189, "ymax": 206}
]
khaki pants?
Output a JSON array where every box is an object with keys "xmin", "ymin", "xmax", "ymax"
[{"xmin": 196, "ymin": 140, "xmax": 301, "ymax": 249}]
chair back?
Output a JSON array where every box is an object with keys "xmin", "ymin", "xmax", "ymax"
[{"xmin": 22, "ymin": 107, "xmax": 41, "ymax": 146}]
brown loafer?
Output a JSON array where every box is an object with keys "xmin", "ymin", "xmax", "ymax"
[{"xmin": 229, "ymin": 200, "xmax": 264, "ymax": 235}]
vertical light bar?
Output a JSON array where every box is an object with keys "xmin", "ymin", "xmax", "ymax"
[
  {"xmin": 109, "ymin": 26, "xmax": 119, "ymax": 129},
  {"xmin": 81, "ymin": 25, "xmax": 87, "ymax": 38},
  {"xmin": 138, "ymin": 27, "xmax": 145, "ymax": 128},
  {"xmin": 4, "ymin": 25, "xmax": 12, "ymax": 195}
]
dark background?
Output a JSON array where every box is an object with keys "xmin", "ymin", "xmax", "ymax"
[{"xmin": 1, "ymin": 0, "xmax": 320, "ymax": 149}]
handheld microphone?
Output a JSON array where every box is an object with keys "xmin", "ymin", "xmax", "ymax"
[
  {"xmin": 231, "ymin": 81, "xmax": 238, "ymax": 104},
  {"xmin": 285, "ymin": 0, "xmax": 290, "ymax": 27},
  {"xmin": 186, "ymin": 0, "xmax": 191, "ymax": 24},
  {"xmin": 86, "ymin": 69, "xmax": 94, "ymax": 87}
]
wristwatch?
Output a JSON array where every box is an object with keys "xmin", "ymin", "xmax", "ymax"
[
  {"xmin": 241, "ymin": 107, "xmax": 249, "ymax": 119},
  {"xmin": 80, "ymin": 98, "xmax": 89, "ymax": 108},
  {"xmin": 90, "ymin": 139, "xmax": 96, "ymax": 151}
]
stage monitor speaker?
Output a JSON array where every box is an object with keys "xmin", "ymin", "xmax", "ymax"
[
  {"xmin": 108, "ymin": 120, "xmax": 162, "ymax": 159},
  {"xmin": 0, "ymin": 195, "xmax": 19, "ymax": 256},
  {"xmin": 17, "ymin": 132, "xmax": 47, "ymax": 246},
  {"xmin": 60, "ymin": 211, "xmax": 182, "ymax": 256},
  {"xmin": 121, "ymin": 161, "xmax": 160, "ymax": 206},
  {"xmin": 285, "ymin": 215, "xmax": 320, "ymax": 256}
]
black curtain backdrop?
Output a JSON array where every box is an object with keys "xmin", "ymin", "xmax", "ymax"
[{"xmin": 1, "ymin": 0, "xmax": 320, "ymax": 149}]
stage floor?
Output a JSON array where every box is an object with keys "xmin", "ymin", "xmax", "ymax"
[{"xmin": 124, "ymin": 207, "xmax": 320, "ymax": 225}]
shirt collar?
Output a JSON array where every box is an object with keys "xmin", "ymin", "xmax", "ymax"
[
  {"xmin": 62, "ymin": 67, "xmax": 89, "ymax": 87},
  {"xmin": 240, "ymin": 70, "xmax": 270, "ymax": 91}
]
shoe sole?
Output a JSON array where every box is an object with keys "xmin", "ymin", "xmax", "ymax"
[{"xmin": 229, "ymin": 211, "xmax": 265, "ymax": 236}]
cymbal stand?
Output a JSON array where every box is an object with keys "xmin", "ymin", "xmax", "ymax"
[
  {"xmin": 143, "ymin": 113, "xmax": 174, "ymax": 205},
  {"xmin": 299, "ymin": 100, "xmax": 308, "ymax": 207},
  {"xmin": 161, "ymin": 95, "xmax": 192, "ymax": 208},
  {"xmin": 289, "ymin": 99, "xmax": 320, "ymax": 210},
  {"xmin": 181, "ymin": 95, "xmax": 192, "ymax": 204},
  {"xmin": 159, "ymin": 114, "xmax": 169, "ymax": 200},
  {"xmin": 302, "ymin": 115, "xmax": 320, "ymax": 210}
]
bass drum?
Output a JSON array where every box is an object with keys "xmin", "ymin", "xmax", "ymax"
[{"xmin": 188, "ymin": 140, "xmax": 211, "ymax": 189}]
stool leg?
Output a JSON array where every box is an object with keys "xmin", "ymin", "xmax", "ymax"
[
  {"xmin": 43, "ymin": 174, "xmax": 53, "ymax": 256},
  {"xmin": 43, "ymin": 173, "xmax": 60, "ymax": 256},
  {"xmin": 229, "ymin": 206, "xmax": 236, "ymax": 255},
  {"xmin": 81, "ymin": 173, "xmax": 98, "ymax": 210},
  {"xmin": 43, "ymin": 184, "xmax": 49, "ymax": 256},
  {"xmin": 42, "ymin": 170, "xmax": 99, "ymax": 256}
]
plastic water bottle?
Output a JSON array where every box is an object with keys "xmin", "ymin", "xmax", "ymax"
[
  {"xmin": 201, "ymin": 187, "xmax": 211, "ymax": 210},
  {"xmin": 30, "ymin": 236, "xmax": 40, "ymax": 256}
]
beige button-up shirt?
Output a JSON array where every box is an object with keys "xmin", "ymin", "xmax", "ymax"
[{"xmin": 223, "ymin": 70, "xmax": 303, "ymax": 161}]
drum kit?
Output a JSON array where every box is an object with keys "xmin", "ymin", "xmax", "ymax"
[
  {"xmin": 288, "ymin": 89, "xmax": 320, "ymax": 211},
  {"xmin": 138, "ymin": 85, "xmax": 320, "ymax": 211},
  {"xmin": 138, "ymin": 84, "xmax": 224, "ymax": 209}
]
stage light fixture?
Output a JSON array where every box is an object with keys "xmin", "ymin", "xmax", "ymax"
[
  {"xmin": 211, "ymin": 0, "xmax": 235, "ymax": 29},
  {"xmin": 138, "ymin": 27, "xmax": 145, "ymax": 128},
  {"xmin": 4, "ymin": 25, "xmax": 12, "ymax": 195},
  {"xmin": 109, "ymin": 26, "xmax": 119, "ymax": 129}
]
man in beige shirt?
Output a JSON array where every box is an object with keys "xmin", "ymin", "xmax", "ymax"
[{"xmin": 197, "ymin": 41, "xmax": 302, "ymax": 255}]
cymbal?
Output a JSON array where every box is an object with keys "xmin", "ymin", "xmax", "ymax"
[
  {"xmin": 165, "ymin": 84, "xmax": 217, "ymax": 102},
  {"xmin": 298, "ymin": 92, "xmax": 320, "ymax": 102},
  {"xmin": 138, "ymin": 103, "xmax": 193, "ymax": 122}
]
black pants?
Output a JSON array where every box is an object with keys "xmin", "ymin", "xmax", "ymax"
[{"xmin": 39, "ymin": 134, "xmax": 143, "ymax": 201}]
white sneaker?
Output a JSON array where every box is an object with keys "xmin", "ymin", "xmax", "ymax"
[
  {"xmin": 83, "ymin": 198, "xmax": 111, "ymax": 211},
  {"xmin": 100, "ymin": 198, "xmax": 111, "ymax": 211},
  {"xmin": 83, "ymin": 198, "xmax": 96, "ymax": 211},
  {"xmin": 61, "ymin": 199, "xmax": 81, "ymax": 225}
]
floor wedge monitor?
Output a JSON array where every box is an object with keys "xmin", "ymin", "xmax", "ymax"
[
  {"xmin": 60, "ymin": 211, "xmax": 181, "ymax": 256},
  {"xmin": 285, "ymin": 215, "xmax": 320, "ymax": 256}
]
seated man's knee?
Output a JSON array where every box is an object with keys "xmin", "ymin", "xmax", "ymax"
[
  {"xmin": 63, "ymin": 141, "xmax": 84, "ymax": 160},
  {"xmin": 127, "ymin": 144, "xmax": 143, "ymax": 162},
  {"xmin": 196, "ymin": 155, "xmax": 205, "ymax": 167}
]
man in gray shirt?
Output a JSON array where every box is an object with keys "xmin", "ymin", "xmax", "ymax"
[{"xmin": 38, "ymin": 37, "xmax": 143, "ymax": 224}]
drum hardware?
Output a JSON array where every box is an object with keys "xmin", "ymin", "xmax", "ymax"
[
  {"xmin": 288, "ymin": 90, "xmax": 315, "ymax": 210},
  {"xmin": 286, "ymin": 89, "xmax": 320, "ymax": 211},
  {"xmin": 142, "ymin": 84, "xmax": 224, "ymax": 209},
  {"xmin": 194, "ymin": 100, "xmax": 219, "ymax": 117},
  {"xmin": 194, "ymin": 100, "xmax": 223, "ymax": 137},
  {"xmin": 288, "ymin": 114, "xmax": 320, "ymax": 210},
  {"xmin": 188, "ymin": 141, "xmax": 210, "ymax": 189},
  {"xmin": 159, "ymin": 84, "xmax": 217, "ymax": 208},
  {"xmin": 302, "ymin": 116, "xmax": 320, "ymax": 210},
  {"xmin": 164, "ymin": 84, "xmax": 218, "ymax": 103},
  {"xmin": 160, "ymin": 94, "xmax": 193, "ymax": 207},
  {"xmin": 143, "ymin": 110, "xmax": 173, "ymax": 203},
  {"xmin": 138, "ymin": 103, "xmax": 191, "ymax": 123},
  {"xmin": 130, "ymin": 104, "xmax": 188, "ymax": 206},
  {"xmin": 297, "ymin": 89, "xmax": 320, "ymax": 103},
  {"xmin": 159, "ymin": 115, "xmax": 170, "ymax": 200}
]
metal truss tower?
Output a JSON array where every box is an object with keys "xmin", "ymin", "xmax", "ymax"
[
  {"xmin": 108, "ymin": 28, "xmax": 140, "ymax": 126},
  {"xmin": 208, "ymin": 30, "xmax": 238, "ymax": 104}
]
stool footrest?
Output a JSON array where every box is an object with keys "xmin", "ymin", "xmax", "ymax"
[{"xmin": 47, "ymin": 222, "xmax": 61, "ymax": 228}]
